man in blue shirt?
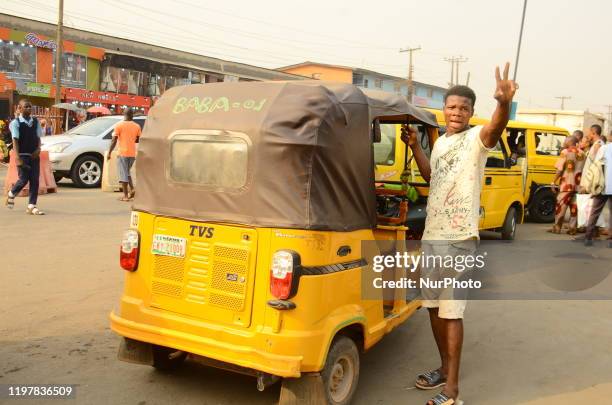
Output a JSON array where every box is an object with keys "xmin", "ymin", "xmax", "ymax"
[{"xmin": 4, "ymin": 99, "xmax": 45, "ymax": 215}]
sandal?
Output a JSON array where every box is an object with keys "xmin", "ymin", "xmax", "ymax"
[
  {"xmin": 26, "ymin": 206, "xmax": 45, "ymax": 215},
  {"xmin": 547, "ymin": 225, "xmax": 561, "ymax": 234},
  {"xmin": 426, "ymin": 392, "xmax": 463, "ymax": 405},
  {"xmin": 5, "ymin": 193, "xmax": 15, "ymax": 209},
  {"xmin": 128, "ymin": 190, "xmax": 135, "ymax": 200},
  {"xmin": 416, "ymin": 369, "xmax": 447, "ymax": 390},
  {"xmin": 118, "ymin": 196, "xmax": 131, "ymax": 202}
]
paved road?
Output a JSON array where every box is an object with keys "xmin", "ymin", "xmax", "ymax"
[{"xmin": 1, "ymin": 167, "xmax": 611, "ymax": 405}]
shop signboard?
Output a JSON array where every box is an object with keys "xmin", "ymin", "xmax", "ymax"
[
  {"xmin": 64, "ymin": 88, "xmax": 150, "ymax": 108},
  {"xmin": 25, "ymin": 33, "xmax": 57, "ymax": 50},
  {"xmin": 22, "ymin": 82, "xmax": 54, "ymax": 98}
]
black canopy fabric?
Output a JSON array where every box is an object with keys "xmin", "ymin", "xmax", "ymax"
[{"xmin": 134, "ymin": 80, "xmax": 437, "ymax": 231}]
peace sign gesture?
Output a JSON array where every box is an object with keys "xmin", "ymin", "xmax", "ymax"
[{"xmin": 493, "ymin": 62, "xmax": 518, "ymax": 105}]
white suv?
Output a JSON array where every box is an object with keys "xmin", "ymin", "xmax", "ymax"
[{"xmin": 41, "ymin": 115, "xmax": 146, "ymax": 188}]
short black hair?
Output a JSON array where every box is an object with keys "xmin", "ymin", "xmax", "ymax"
[
  {"xmin": 444, "ymin": 85, "xmax": 476, "ymax": 108},
  {"xmin": 124, "ymin": 108, "xmax": 134, "ymax": 120},
  {"xmin": 591, "ymin": 124, "xmax": 602, "ymax": 135},
  {"xmin": 573, "ymin": 130, "xmax": 583, "ymax": 138}
]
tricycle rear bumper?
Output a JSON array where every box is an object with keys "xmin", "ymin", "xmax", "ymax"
[{"xmin": 110, "ymin": 310, "xmax": 302, "ymax": 377}]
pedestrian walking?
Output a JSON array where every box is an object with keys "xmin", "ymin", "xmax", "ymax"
[
  {"xmin": 550, "ymin": 137, "xmax": 585, "ymax": 234},
  {"xmin": 107, "ymin": 108, "xmax": 141, "ymax": 202},
  {"xmin": 402, "ymin": 62, "xmax": 517, "ymax": 405},
  {"xmin": 4, "ymin": 99, "xmax": 45, "ymax": 215},
  {"xmin": 583, "ymin": 130, "xmax": 612, "ymax": 246},
  {"xmin": 572, "ymin": 130, "xmax": 584, "ymax": 144},
  {"xmin": 576, "ymin": 125, "xmax": 606, "ymax": 241},
  {"xmin": 39, "ymin": 118, "xmax": 53, "ymax": 136}
]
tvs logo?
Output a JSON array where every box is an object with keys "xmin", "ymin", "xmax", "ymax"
[{"xmin": 189, "ymin": 225, "xmax": 214, "ymax": 238}]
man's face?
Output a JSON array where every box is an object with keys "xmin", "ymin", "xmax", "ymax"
[
  {"xmin": 20, "ymin": 102, "xmax": 32, "ymax": 118},
  {"xmin": 589, "ymin": 127, "xmax": 598, "ymax": 140},
  {"xmin": 443, "ymin": 95, "xmax": 474, "ymax": 134}
]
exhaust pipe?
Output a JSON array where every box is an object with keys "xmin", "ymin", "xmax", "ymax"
[{"xmin": 256, "ymin": 372, "xmax": 280, "ymax": 391}]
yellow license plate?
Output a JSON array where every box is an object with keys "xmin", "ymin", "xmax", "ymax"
[{"xmin": 151, "ymin": 234, "xmax": 186, "ymax": 258}]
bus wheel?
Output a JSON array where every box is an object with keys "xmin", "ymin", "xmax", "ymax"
[
  {"xmin": 152, "ymin": 345, "xmax": 187, "ymax": 371},
  {"xmin": 322, "ymin": 336, "xmax": 360, "ymax": 405},
  {"xmin": 529, "ymin": 190, "xmax": 555, "ymax": 223},
  {"xmin": 501, "ymin": 207, "xmax": 518, "ymax": 240}
]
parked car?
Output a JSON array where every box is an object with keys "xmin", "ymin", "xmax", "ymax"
[{"xmin": 41, "ymin": 115, "xmax": 146, "ymax": 187}]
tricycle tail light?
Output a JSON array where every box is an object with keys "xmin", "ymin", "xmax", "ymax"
[
  {"xmin": 270, "ymin": 250, "xmax": 298, "ymax": 299},
  {"xmin": 120, "ymin": 229, "xmax": 140, "ymax": 271}
]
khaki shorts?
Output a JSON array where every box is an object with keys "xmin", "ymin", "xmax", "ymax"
[
  {"xmin": 421, "ymin": 299, "xmax": 467, "ymax": 319},
  {"xmin": 419, "ymin": 240, "xmax": 477, "ymax": 319}
]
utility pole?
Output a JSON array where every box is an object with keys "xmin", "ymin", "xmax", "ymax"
[
  {"xmin": 399, "ymin": 46, "xmax": 421, "ymax": 102},
  {"xmin": 466, "ymin": 72, "xmax": 471, "ymax": 86},
  {"xmin": 513, "ymin": 0, "xmax": 528, "ymax": 81},
  {"xmin": 605, "ymin": 105, "xmax": 612, "ymax": 122},
  {"xmin": 555, "ymin": 96, "xmax": 571, "ymax": 110},
  {"xmin": 454, "ymin": 56, "xmax": 468, "ymax": 86},
  {"xmin": 54, "ymin": 0, "xmax": 64, "ymax": 105},
  {"xmin": 444, "ymin": 57, "xmax": 455, "ymax": 87},
  {"xmin": 444, "ymin": 56, "xmax": 468, "ymax": 87}
]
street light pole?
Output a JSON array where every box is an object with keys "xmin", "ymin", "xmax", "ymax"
[
  {"xmin": 54, "ymin": 0, "xmax": 64, "ymax": 105},
  {"xmin": 513, "ymin": 0, "xmax": 528, "ymax": 81}
]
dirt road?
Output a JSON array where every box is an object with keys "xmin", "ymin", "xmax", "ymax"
[{"xmin": 1, "ymin": 168, "xmax": 611, "ymax": 404}]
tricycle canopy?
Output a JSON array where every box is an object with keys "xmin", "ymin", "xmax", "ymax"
[{"xmin": 134, "ymin": 80, "xmax": 437, "ymax": 231}]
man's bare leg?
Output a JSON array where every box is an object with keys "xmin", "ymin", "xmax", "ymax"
[
  {"xmin": 128, "ymin": 177, "xmax": 135, "ymax": 198},
  {"xmin": 442, "ymin": 318, "xmax": 463, "ymax": 400},
  {"xmin": 429, "ymin": 308, "xmax": 448, "ymax": 375},
  {"xmin": 120, "ymin": 182, "xmax": 129, "ymax": 199},
  {"xmin": 425, "ymin": 310, "xmax": 463, "ymax": 404}
]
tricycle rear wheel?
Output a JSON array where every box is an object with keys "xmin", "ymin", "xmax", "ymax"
[
  {"xmin": 321, "ymin": 336, "xmax": 360, "ymax": 405},
  {"xmin": 278, "ymin": 336, "xmax": 360, "ymax": 405}
]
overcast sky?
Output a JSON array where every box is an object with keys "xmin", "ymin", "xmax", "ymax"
[{"xmin": 2, "ymin": 0, "xmax": 611, "ymax": 117}]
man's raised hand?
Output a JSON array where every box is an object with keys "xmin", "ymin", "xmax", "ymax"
[
  {"xmin": 400, "ymin": 124, "xmax": 418, "ymax": 147},
  {"xmin": 493, "ymin": 62, "xmax": 518, "ymax": 105}
]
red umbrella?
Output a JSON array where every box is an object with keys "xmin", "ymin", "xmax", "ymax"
[{"xmin": 87, "ymin": 106, "xmax": 112, "ymax": 115}]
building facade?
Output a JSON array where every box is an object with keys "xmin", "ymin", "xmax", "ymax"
[
  {"xmin": 0, "ymin": 13, "xmax": 305, "ymax": 123},
  {"xmin": 279, "ymin": 62, "xmax": 446, "ymax": 109}
]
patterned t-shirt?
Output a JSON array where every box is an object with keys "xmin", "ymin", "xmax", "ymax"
[{"xmin": 423, "ymin": 125, "xmax": 490, "ymax": 241}]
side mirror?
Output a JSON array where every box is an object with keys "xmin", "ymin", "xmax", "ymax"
[{"xmin": 372, "ymin": 119, "xmax": 381, "ymax": 143}]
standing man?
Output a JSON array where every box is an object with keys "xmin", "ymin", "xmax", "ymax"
[
  {"xmin": 577, "ymin": 124, "xmax": 606, "ymax": 242},
  {"xmin": 108, "ymin": 108, "xmax": 141, "ymax": 201},
  {"xmin": 584, "ymin": 130, "xmax": 612, "ymax": 247},
  {"xmin": 4, "ymin": 99, "xmax": 45, "ymax": 214},
  {"xmin": 401, "ymin": 63, "xmax": 517, "ymax": 405}
]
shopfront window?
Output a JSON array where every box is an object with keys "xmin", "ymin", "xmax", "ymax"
[
  {"xmin": 52, "ymin": 52, "xmax": 87, "ymax": 88},
  {"xmin": 0, "ymin": 40, "xmax": 36, "ymax": 80},
  {"xmin": 100, "ymin": 65, "xmax": 210, "ymax": 97}
]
